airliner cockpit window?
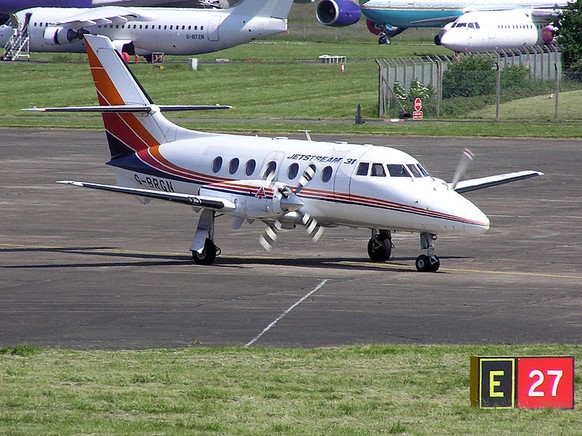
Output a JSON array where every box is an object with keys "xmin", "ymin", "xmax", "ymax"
[
  {"xmin": 406, "ymin": 164, "xmax": 422, "ymax": 177},
  {"xmin": 468, "ymin": 23, "xmax": 474, "ymax": 29},
  {"xmin": 387, "ymin": 164, "xmax": 411, "ymax": 177},
  {"xmin": 371, "ymin": 163, "xmax": 386, "ymax": 177},
  {"xmin": 356, "ymin": 162, "xmax": 369, "ymax": 176}
]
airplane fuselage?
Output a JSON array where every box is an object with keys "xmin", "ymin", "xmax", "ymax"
[
  {"xmin": 439, "ymin": 9, "xmax": 555, "ymax": 52},
  {"xmin": 360, "ymin": 0, "xmax": 566, "ymax": 28},
  {"xmin": 1, "ymin": 6, "xmax": 287, "ymax": 55},
  {"xmin": 108, "ymin": 132, "xmax": 490, "ymax": 235}
]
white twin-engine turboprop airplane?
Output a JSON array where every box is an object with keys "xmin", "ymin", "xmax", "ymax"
[
  {"xmin": 30, "ymin": 35, "xmax": 542, "ymax": 271},
  {"xmin": 0, "ymin": 0, "xmax": 293, "ymax": 58}
]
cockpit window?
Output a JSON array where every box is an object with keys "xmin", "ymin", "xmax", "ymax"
[
  {"xmin": 416, "ymin": 164, "xmax": 430, "ymax": 177},
  {"xmin": 406, "ymin": 164, "xmax": 422, "ymax": 177},
  {"xmin": 386, "ymin": 164, "xmax": 411, "ymax": 177},
  {"xmin": 371, "ymin": 163, "xmax": 386, "ymax": 177},
  {"xmin": 356, "ymin": 162, "xmax": 369, "ymax": 176}
]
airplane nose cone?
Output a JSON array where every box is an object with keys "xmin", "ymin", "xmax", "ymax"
[{"xmin": 440, "ymin": 31, "xmax": 464, "ymax": 52}]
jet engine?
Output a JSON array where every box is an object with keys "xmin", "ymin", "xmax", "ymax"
[
  {"xmin": 541, "ymin": 25, "xmax": 557, "ymax": 44},
  {"xmin": 316, "ymin": 0, "xmax": 361, "ymax": 27},
  {"xmin": 43, "ymin": 26, "xmax": 85, "ymax": 45}
]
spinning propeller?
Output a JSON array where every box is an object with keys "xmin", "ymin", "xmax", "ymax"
[
  {"xmin": 259, "ymin": 165, "xmax": 324, "ymax": 251},
  {"xmin": 451, "ymin": 148, "xmax": 474, "ymax": 190}
]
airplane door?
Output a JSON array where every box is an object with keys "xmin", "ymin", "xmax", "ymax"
[
  {"xmin": 333, "ymin": 147, "xmax": 369, "ymax": 201},
  {"xmin": 207, "ymin": 15, "xmax": 221, "ymax": 42}
]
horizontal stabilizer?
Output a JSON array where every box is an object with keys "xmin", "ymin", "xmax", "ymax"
[
  {"xmin": 57, "ymin": 180, "xmax": 236, "ymax": 211},
  {"xmin": 24, "ymin": 104, "xmax": 232, "ymax": 113},
  {"xmin": 453, "ymin": 170, "xmax": 543, "ymax": 193}
]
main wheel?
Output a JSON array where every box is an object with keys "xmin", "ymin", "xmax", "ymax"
[
  {"xmin": 191, "ymin": 238, "xmax": 217, "ymax": 265},
  {"xmin": 367, "ymin": 236, "xmax": 392, "ymax": 262}
]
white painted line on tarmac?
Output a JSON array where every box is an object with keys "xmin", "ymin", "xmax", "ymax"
[{"xmin": 245, "ymin": 279, "xmax": 329, "ymax": 347}]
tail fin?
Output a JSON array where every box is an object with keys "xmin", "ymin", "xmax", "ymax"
[
  {"xmin": 85, "ymin": 34, "xmax": 195, "ymax": 158},
  {"xmin": 232, "ymin": 0, "xmax": 294, "ymax": 20}
]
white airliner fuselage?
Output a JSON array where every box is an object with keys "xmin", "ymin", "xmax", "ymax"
[
  {"xmin": 33, "ymin": 35, "xmax": 541, "ymax": 271},
  {"xmin": 439, "ymin": 8, "xmax": 557, "ymax": 52},
  {"xmin": 0, "ymin": 0, "xmax": 291, "ymax": 56}
]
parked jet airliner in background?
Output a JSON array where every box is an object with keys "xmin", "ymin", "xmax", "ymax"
[
  {"xmin": 437, "ymin": 8, "xmax": 558, "ymax": 52},
  {"xmin": 315, "ymin": 0, "xmax": 567, "ymax": 45},
  {"xmin": 0, "ymin": 0, "xmax": 292, "ymax": 59},
  {"xmin": 28, "ymin": 34, "xmax": 542, "ymax": 271}
]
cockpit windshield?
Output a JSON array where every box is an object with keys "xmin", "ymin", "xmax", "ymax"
[{"xmin": 356, "ymin": 162, "xmax": 430, "ymax": 178}]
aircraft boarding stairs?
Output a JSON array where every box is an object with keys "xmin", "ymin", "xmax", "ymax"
[{"xmin": 2, "ymin": 13, "xmax": 30, "ymax": 61}]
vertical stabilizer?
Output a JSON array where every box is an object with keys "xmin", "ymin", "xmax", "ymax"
[
  {"xmin": 232, "ymin": 0, "xmax": 294, "ymax": 20},
  {"xmin": 84, "ymin": 34, "xmax": 197, "ymax": 159}
]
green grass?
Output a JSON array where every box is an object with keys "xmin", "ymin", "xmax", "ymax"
[
  {"xmin": 467, "ymin": 89, "xmax": 582, "ymax": 121},
  {"xmin": 0, "ymin": 345, "xmax": 580, "ymax": 434}
]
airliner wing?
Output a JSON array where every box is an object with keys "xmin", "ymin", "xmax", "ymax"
[
  {"xmin": 51, "ymin": 6, "xmax": 156, "ymax": 28},
  {"xmin": 409, "ymin": 15, "xmax": 462, "ymax": 26},
  {"xmin": 453, "ymin": 171, "xmax": 543, "ymax": 194},
  {"xmin": 57, "ymin": 180, "xmax": 236, "ymax": 211}
]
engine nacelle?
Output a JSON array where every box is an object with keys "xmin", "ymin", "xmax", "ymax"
[
  {"xmin": 316, "ymin": 0, "xmax": 361, "ymax": 27},
  {"xmin": 541, "ymin": 25, "xmax": 557, "ymax": 45},
  {"xmin": 199, "ymin": 180, "xmax": 304, "ymax": 220},
  {"xmin": 43, "ymin": 26, "xmax": 83, "ymax": 45}
]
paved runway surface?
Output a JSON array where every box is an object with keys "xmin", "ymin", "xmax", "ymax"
[{"xmin": 1, "ymin": 128, "xmax": 580, "ymax": 348}]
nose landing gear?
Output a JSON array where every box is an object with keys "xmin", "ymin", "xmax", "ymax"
[{"xmin": 416, "ymin": 233, "xmax": 440, "ymax": 272}]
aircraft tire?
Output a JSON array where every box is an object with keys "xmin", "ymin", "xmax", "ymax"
[
  {"xmin": 415, "ymin": 255, "xmax": 440, "ymax": 272},
  {"xmin": 367, "ymin": 237, "xmax": 392, "ymax": 262},
  {"xmin": 191, "ymin": 238, "xmax": 217, "ymax": 265}
]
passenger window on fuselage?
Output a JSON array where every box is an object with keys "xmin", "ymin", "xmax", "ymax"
[
  {"xmin": 321, "ymin": 166, "xmax": 333, "ymax": 183},
  {"xmin": 212, "ymin": 156, "xmax": 223, "ymax": 173},
  {"xmin": 262, "ymin": 161, "xmax": 277, "ymax": 179},
  {"xmin": 245, "ymin": 159, "xmax": 256, "ymax": 176},
  {"xmin": 229, "ymin": 158, "xmax": 239, "ymax": 175},
  {"xmin": 356, "ymin": 162, "xmax": 369, "ymax": 176},
  {"xmin": 371, "ymin": 163, "xmax": 386, "ymax": 177},
  {"xmin": 387, "ymin": 164, "xmax": 411, "ymax": 177},
  {"xmin": 287, "ymin": 162, "xmax": 299, "ymax": 180}
]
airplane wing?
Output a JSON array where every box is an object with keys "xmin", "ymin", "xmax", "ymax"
[
  {"xmin": 24, "ymin": 104, "xmax": 233, "ymax": 113},
  {"xmin": 57, "ymin": 180, "xmax": 236, "ymax": 211},
  {"xmin": 51, "ymin": 6, "xmax": 156, "ymax": 28},
  {"xmin": 453, "ymin": 171, "xmax": 543, "ymax": 194}
]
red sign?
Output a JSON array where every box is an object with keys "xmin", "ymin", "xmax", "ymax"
[
  {"xmin": 516, "ymin": 357, "xmax": 574, "ymax": 409},
  {"xmin": 412, "ymin": 110, "xmax": 423, "ymax": 121},
  {"xmin": 414, "ymin": 97, "xmax": 422, "ymax": 111}
]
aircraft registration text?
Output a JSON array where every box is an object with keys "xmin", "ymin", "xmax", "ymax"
[{"xmin": 134, "ymin": 174, "xmax": 175, "ymax": 192}]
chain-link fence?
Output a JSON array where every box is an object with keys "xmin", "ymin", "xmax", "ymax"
[{"xmin": 377, "ymin": 45, "xmax": 582, "ymax": 121}]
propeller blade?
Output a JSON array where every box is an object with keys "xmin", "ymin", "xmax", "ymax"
[
  {"xmin": 451, "ymin": 148, "xmax": 474, "ymax": 190},
  {"xmin": 295, "ymin": 165, "xmax": 316, "ymax": 195},
  {"xmin": 259, "ymin": 221, "xmax": 282, "ymax": 251},
  {"xmin": 301, "ymin": 212, "xmax": 324, "ymax": 242}
]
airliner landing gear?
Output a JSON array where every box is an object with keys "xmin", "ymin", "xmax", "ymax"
[
  {"xmin": 367, "ymin": 229, "xmax": 392, "ymax": 262},
  {"xmin": 190, "ymin": 210, "xmax": 219, "ymax": 265},
  {"xmin": 192, "ymin": 238, "xmax": 218, "ymax": 265},
  {"xmin": 416, "ymin": 233, "xmax": 440, "ymax": 272}
]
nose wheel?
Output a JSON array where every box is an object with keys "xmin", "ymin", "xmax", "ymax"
[{"xmin": 416, "ymin": 233, "xmax": 440, "ymax": 272}]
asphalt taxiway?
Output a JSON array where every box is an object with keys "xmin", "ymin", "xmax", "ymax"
[{"xmin": 1, "ymin": 128, "xmax": 580, "ymax": 348}]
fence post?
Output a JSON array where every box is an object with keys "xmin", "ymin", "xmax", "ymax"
[
  {"xmin": 496, "ymin": 62, "xmax": 501, "ymax": 121},
  {"xmin": 554, "ymin": 58, "xmax": 560, "ymax": 121}
]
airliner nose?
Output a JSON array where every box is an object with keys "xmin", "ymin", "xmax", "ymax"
[{"xmin": 440, "ymin": 31, "xmax": 464, "ymax": 52}]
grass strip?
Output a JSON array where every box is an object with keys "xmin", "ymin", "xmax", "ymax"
[{"xmin": 1, "ymin": 344, "xmax": 580, "ymax": 434}]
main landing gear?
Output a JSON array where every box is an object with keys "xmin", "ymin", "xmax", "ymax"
[
  {"xmin": 190, "ymin": 210, "xmax": 220, "ymax": 265},
  {"xmin": 367, "ymin": 229, "xmax": 393, "ymax": 262},
  {"xmin": 415, "ymin": 233, "xmax": 440, "ymax": 272}
]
